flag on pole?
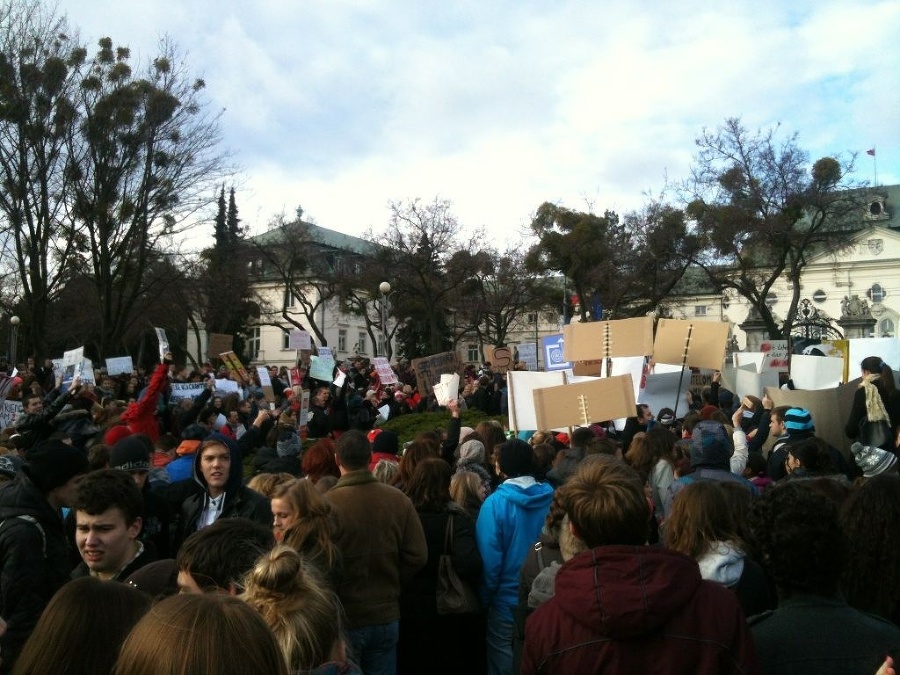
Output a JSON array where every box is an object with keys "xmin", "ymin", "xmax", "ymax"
[{"xmin": 866, "ymin": 148, "xmax": 876, "ymax": 156}]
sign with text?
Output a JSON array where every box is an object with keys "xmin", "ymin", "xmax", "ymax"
[
  {"xmin": 309, "ymin": 355, "xmax": 336, "ymax": 382},
  {"xmin": 154, "ymin": 327, "xmax": 169, "ymax": 362},
  {"xmin": 372, "ymin": 357, "xmax": 397, "ymax": 384},
  {"xmin": 256, "ymin": 365, "xmax": 275, "ymax": 401},
  {"xmin": 411, "ymin": 351, "xmax": 465, "ymax": 396},
  {"xmin": 288, "ymin": 329, "xmax": 311, "ymax": 350},
  {"xmin": 482, "ymin": 346, "xmax": 513, "ymax": 373},
  {"xmin": 170, "ymin": 382, "xmax": 206, "ymax": 401},
  {"xmin": 0, "ymin": 399, "xmax": 23, "ymax": 430},
  {"xmin": 516, "ymin": 343, "xmax": 538, "ymax": 371},
  {"xmin": 105, "ymin": 356, "xmax": 134, "ymax": 376},
  {"xmin": 218, "ymin": 351, "xmax": 249, "ymax": 383}
]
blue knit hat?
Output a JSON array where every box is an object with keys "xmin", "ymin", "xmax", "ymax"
[
  {"xmin": 784, "ymin": 408, "xmax": 815, "ymax": 436},
  {"xmin": 690, "ymin": 420, "xmax": 733, "ymax": 469}
]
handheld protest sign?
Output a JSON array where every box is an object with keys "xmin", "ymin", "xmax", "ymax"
[
  {"xmin": 432, "ymin": 374, "xmax": 460, "ymax": 407},
  {"xmin": 373, "ymin": 357, "xmax": 397, "ymax": 385},
  {"xmin": 507, "ymin": 370, "xmax": 568, "ymax": 432},
  {"xmin": 563, "ymin": 317, "xmax": 654, "ymax": 362},
  {"xmin": 309, "ymin": 355, "xmax": 336, "ymax": 382},
  {"xmin": 653, "ymin": 319, "xmax": 729, "ymax": 371},
  {"xmin": 256, "ymin": 365, "xmax": 276, "ymax": 402},
  {"xmin": 105, "ymin": 356, "xmax": 134, "ymax": 376},
  {"xmin": 154, "ymin": 327, "xmax": 169, "ymax": 363},
  {"xmin": 532, "ymin": 375, "xmax": 635, "ymax": 430},
  {"xmin": 483, "ymin": 346, "xmax": 513, "ymax": 373},
  {"xmin": 411, "ymin": 351, "xmax": 464, "ymax": 396},
  {"xmin": 218, "ymin": 351, "xmax": 249, "ymax": 383},
  {"xmin": 207, "ymin": 334, "xmax": 233, "ymax": 361}
]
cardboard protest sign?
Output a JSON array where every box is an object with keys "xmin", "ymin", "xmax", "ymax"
[
  {"xmin": 653, "ymin": 319, "xmax": 729, "ymax": 371},
  {"xmin": 482, "ymin": 346, "xmax": 513, "ymax": 373},
  {"xmin": 288, "ymin": 329, "xmax": 311, "ymax": 350},
  {"xmin": 766, "ymin": 381, "xmax": 859, "ymax": 455},
  {"xmin": 563, "ymin": 317, "xmax": 654, "ymax": 362},
  {"xmin": 170, "ymin": 382, "xmax": 206, "ymax": 401},
  {"xmin": 218, "ymin": 351, "xmax": 249, "ymax": 383},
  {"xmin": 516, "ymin": 343, "xmax": 538, "ymax": 371},
  {"xmin": 507, "ymin": 370, "xmax": 567, "ymax": 431},
  {"xmin": 411, "ymin": 351, "xmax": 464, "ymax": 396},
  {"xmin": 372, "ymin": 357, "xmax": 397, "ymax": 384},
  {"xmin": 572, "ymin": 360, "xmax": 604, "ymax": 376},
  {"xmin": 533, "ymin": 375, "xmax": 636, "ymax": 430},
  {"xmin": 541, "ymin": 334, "xmax": 571, "ymax": 372},
  {"xmin": 309, "ymin": 355, "xmax": 336, "ymax": 382},
  {"xmin": 790, "ymin": 354, "xmax": 845, "ymax": 390},
  {"xmin": 207, "ymin": 333, "xmax": 233, "ymax": 360},
  {"xmin": 256, "ymin": 365, "xmax": 275, "ymax": 402},
  {"xmin": 154, "ymin": 327, "xmax": 169, "ymax": 362},
  {"xmin": 600, "ymin": 356, "xmax": 646, "ymax": 401},
  {"xmin": 432, "ymin": 374, "xmax": 460, "ymax": 406},
  {"xmin": 105, "ymin": 356, "xmax": 134, "ymax": 376}
]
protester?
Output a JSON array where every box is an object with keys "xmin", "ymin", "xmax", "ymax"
[
  {"xmin": 0, "ymin": 440, "xmax": 89, "ymax": 673},
  {"xmin": 845, "ymin": 356, "xmax": 900, "ymax": 451},
  {"xmin": 12, "ymin": 576, "xmax": 150, "ymax": 675},
  {"xmin": 113, "ymin": 593, "xmax": 289, "ymax": 675},
  {"xmin": 747, "ymin": 481, "xmax": 900, "ymax": 674},
  {"xmin": 522, "ymin": 457, "xmax": 758, "ymax": 674},
  {"xmin": 476, "ymin": 438, "xmax": 553, "ymax": 675}
]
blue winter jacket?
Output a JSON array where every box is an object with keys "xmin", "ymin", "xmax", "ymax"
[{"xmin": 476, "ymin": 478, "xmax": 554, "ymax": 622}]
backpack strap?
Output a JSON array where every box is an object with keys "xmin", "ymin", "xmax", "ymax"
[{"xmin": 0, "ymin": 515, "xmax": 47, "ymax": 559}]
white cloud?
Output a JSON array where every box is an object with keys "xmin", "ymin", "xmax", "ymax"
[{"xmin": 54, "ymin": 0, "xmax": 900, "ymax": 242}]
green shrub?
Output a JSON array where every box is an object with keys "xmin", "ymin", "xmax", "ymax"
[{"xmin": 380, "ymin": 410, "xmax": 509, "ymax": 445}]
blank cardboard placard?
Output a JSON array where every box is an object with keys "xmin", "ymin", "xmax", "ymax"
[
  {"xmin": 256, "ymin": 365, "xmax": 275, "ymax": 401},
  {"xmin": 507, "ymin": 370, "xmax": 568, "ymax": 431},
  {"xmin": 653, "ymin": 319, "xmax": 729, "ymax": 371},
  {"xmin": 766, "ymin": 380, "xmax": 859, "ymax": 455},
  {"xmin": 207, "ymin": 333, "xmax": 233, "ymax": 360},
  {"xmin": 563, "ymin": 317, "xmax": 654, "ymax": 362},
  {"xmin": 533, "ymin": 375, "xmax": 635, "ymax": 429}
]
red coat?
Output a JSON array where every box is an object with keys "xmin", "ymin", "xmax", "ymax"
[
  {"xmin": 118, "ymin": 362, "xmax": 169, "ymax": 441},
  {"xmin": 523, "ymin": 545, "xmax": 759, "ymax": 675}
]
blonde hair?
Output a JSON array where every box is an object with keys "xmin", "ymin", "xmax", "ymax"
[
  {"xmin": 248, "ymin": 472, "xmax": 296, "ymax": 499},
  {"xmin": 278, "ymin": 480, "xmax": 340, "ymax": 571},
  {"xmin": 373, "ymin": 458, "xmax": 399, "ymax": 484},
  {"xmin": 240, "ymin": 546, "xmax": 342, "ymax": 671},
  {"xmin": 450, "ymin": 470, "xmax": 483, "ymax": 510},
  {"xmin": 113, "ymin": 594, "xmax": 288, "ymax": 675}
]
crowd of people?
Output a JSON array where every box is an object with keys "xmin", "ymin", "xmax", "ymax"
[{"xmin": 0, "ymin": 349, "xmax": 898, "ymax": 674}]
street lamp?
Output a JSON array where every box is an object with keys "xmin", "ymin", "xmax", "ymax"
[
  {"xmin": 9, "ymin": 316, "xmax": 20, "ymax": 369},
  {"xmin": 378, "ymin": 281, "xmax": 391, "ymax": 358}
]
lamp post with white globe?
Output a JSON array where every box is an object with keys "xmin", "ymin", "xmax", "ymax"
[
  {"xmin": 9, "ymin": 315, "xmax": 20, "ymax": 369},
  {"xmin": 378, "ymin": 282, "xmax": 391, "ymax": 358}
]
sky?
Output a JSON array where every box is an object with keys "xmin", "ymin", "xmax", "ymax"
[{"xmin": 53, "ymin": 0, "xmax": 900, "ymax": 248}]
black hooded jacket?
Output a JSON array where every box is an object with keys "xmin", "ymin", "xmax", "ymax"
[
  {"xmin": 173, "ymin": 433, "xmax": 270, "ymax": 553},
  {"xmin": 0, "ymin": 473, "xmax": 74, "ymax": 673}
]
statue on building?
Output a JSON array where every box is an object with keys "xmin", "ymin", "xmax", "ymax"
[{"xmin": 841, "ymin": 294, "xmax": 871, "ymax": 319}]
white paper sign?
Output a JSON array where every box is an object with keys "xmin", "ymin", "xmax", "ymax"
[
  {"xmin": 318, "ymin": 347, "xmax": 333, "ymax": 360},
  {"xmin": 432, "ymin": 373, "xmax": 460, "ymax": 407},
  {"xmin": 170, "ymin": 382, "xmax": 206, "ymax": 401},
  {"xmin": 516, "ymin": 343, "xmax": 538, "ymax": 371},
  {"xmin": 638, "ymin": 369, "xmax": 693, "ymax": 417},
  {"xmin": 0, "ymin": 400, "xmax": 22, "ymax": 429},
  {"xmin": 378, "ymin": 404, "xmax": 390, "ymax": 420},
  {"xmin": 105, "ymin": 356, "xmax": 134, "ymax": 376},
  {"xmin": 298, "ymin": 390, "xmax": 311, "ymax": 428},
  {"xmin": 154, "ymin": 327, "xmax": 169, "ymax": 361},
  {"xmin": 213, "ymin": 379, "xmax": 240, "ymax": 396},
  {"xmin": 333, "ymin": 370, "xmax": 347, "ymax": 388},
  {"xmin": 848, "ymin": 338, "xmax": 900, "ymax": 379},
  {"xmin": 507, "ymin": 370, "xmax": 568, "ymax": 431},
  {"xmin": 309, "ymin": 356, "xmax": 335, "ymax": 382},
  {"xmin": 289, "ymin": 329, "xmax": 312, "ymax": 350},
  {"xmin": 373, "ymin": 357, "xmax": 397, "ymax": 384},
  {"xmin": 790, "ymin": 354, "xmax": 845, "ymax": 390}
]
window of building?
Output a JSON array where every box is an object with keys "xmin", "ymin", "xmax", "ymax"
[
  {"xmin": 467, "ymin": 343, "xmax": 480, "ymax": 363},
  {"xmin": 377, "ymin": 335, "xmax": 387, "ymax": 356},
  {"xmin": 765, "ymin": 293, "xmax": 777, "ymax": 306},
  {"xmin": 246, "ymin": 327, "xmax": 260, "ymax": 362},
  {"xmin": 868, "ymin": 283, "xmax": 886, "ymax": 303},
  {"xmin": 880, "ymin": 318, "xmax": 895, "ymax": 337},
  {"xmin": 338, "ymin": 329, "xmax": 347, "ymax": 352},
  {"xmin": 283, "ymin": 288, "xmax": 296, "ymax": 309},
  {"xmin": 281, "ymin": 329, "xmax": 291, "ymax": 350},
  {"xmin": 694, "ymin": 306, "xmax": 707, "ymax": 317},
  {"xmin": 358, "ymin": 332, "xmax": 367, "ymax": 355}
]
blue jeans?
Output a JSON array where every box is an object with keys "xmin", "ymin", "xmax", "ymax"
[
  {"xmin": 486, "ymin": 605, "xmax": 514, "ymax": 675},
  {"xmin": 346, "ymin": 620, "xmax": 399, "ymax": 675}
]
